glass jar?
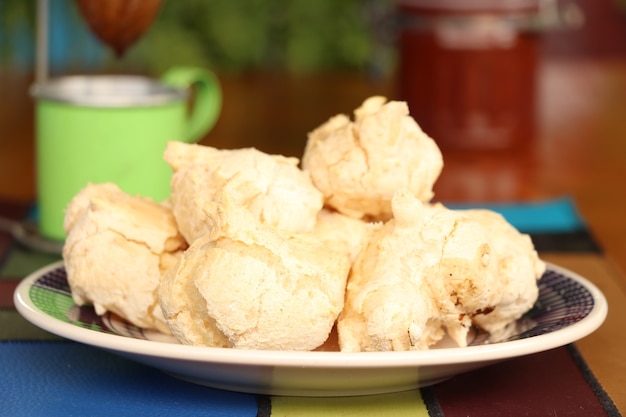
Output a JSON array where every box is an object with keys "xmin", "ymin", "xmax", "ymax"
[{"xmin": 396, "ymin": 0, "xmax": 542, "ymax": 150}]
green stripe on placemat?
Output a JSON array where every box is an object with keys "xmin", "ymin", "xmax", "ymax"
[
  {"xmin": 0, "ymin": 245, "xmax": 62, "ymax": 340},
  {"xmin": 0, "ymin": 246, "xmax": 61, "ymax": 279},
  {"xmin": 0, "ymin": 310, "xmax": 62, "ymax": 341},
  {"xmin": 269, "ymin": 390, "xmax": 430, "ymax": 417}
]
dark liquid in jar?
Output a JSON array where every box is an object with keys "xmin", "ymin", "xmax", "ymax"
[{"xmin": 397, "ymin": 5, "xmax": 540, "ymax": 151}]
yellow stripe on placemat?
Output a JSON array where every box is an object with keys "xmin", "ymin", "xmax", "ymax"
[{"xmin": 270, "ymin": 390, "xmax": 429, "ymax": 417}]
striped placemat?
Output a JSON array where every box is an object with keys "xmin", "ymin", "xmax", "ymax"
[{"xmin": 0, "ymin": 197, "xmax": 620, "ymax": 416}]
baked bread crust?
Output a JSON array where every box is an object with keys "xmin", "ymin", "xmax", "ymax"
[
  {"xmin": 63, "ymin": 183, "xmax": 187, "ymax": 334},
  {"xmin": 165, "ymin": 142, "xmax": 323, "ymax": 244},
  {"xmin": 302, "ymin": 96, "xmax": 443, "ymax": 221},
  {"xmin": 159, "ymin": 192, "xmax": 351, "ymax": 350}
]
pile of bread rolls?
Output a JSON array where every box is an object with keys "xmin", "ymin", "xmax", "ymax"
[{"xmin": 63, "ymin": 96, "xmax": 545, "ymax": 352}]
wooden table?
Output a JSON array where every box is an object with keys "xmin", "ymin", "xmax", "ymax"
[{"xmin": 1, "ymin": 57, "xmax": 626, "ymax": 413}]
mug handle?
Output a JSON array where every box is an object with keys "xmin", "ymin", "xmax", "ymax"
[{"xmin": 160, "ymin": 66, "xmax": 222, "ymax": 143}]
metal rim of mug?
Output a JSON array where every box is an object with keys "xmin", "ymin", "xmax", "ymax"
[{"xmin": 30, "ymin": 75, "xmax": 188, "ymax": 108}]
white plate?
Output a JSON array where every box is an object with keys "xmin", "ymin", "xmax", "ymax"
[{"xmin": 14, "ymin": 261, "xmax": 607, "ymax": 397}]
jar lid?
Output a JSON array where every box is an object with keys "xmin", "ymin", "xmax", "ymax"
[{"xmin": 397, "ymin": 0, "xmax": 540, "ymax": 14}]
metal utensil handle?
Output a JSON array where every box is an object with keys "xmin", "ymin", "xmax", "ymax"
[{"xmin": 36, "ymin": 0, "xmax": 49, "ymax": 84}]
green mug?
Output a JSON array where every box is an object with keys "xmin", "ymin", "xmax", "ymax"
[{"xmin": 31, "ymin": 66, "xmax": 221, "ymax": 241}]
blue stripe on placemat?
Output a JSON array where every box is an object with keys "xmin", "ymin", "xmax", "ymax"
[
  {"xmin": 0, "ymin": 340, "xmax": 259, "ymax": 417},
  {"xmin": 443, "ymin": 197, "xmax": 586, "ymax": 234}
]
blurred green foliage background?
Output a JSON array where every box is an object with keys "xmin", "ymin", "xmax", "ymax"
[
  {"xmin": 142, "ymin": 0, "xmax": 374, "ymax": 73},
  {"xmin": 1, "ymin": 0, "xmax": 392, "ymax": 76}
]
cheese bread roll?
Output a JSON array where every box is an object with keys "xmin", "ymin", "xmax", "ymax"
[
  {"xmin": 63, "ymin": 183, "xmax": 187, "ymax": 334},
  {"xmin": 310, "ymin": 209, "xmax": 378, "ymax": 262},
  {"xmin": 164, "ymin": 142, "xmax": 323, "ymax": 244},
  {"xmin": 456, "ymin": 209, "xmax": 545, "ymax": 335},
  {"xmin": 338, "ymin": 191, "xmax": 543, "ymax": 352},
  {"xmin": 159, "ymin": 192, "xmax": 351, "ymax": 350},
  {"xmin": 302, "ymin": 96, "xmax": 443, "ymax": 221}
]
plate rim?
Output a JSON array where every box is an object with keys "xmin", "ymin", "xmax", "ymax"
[{"xmin": 13, "ymin": 260, "xmax": 608, "ymax": 369}]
